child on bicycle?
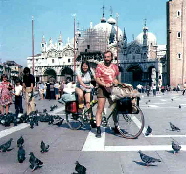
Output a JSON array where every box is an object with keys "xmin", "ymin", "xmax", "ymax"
[{"xmin": 75, "ymin": 61, "xmax": 96, "ymax": 113}]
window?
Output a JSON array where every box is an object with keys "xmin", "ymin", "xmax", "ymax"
[
  {"xmin": 178, "ymin": 53, "xmax": 182, "ymax": 59},
  {"xmin": 52, "ymin": 59, "xmax": 54, "ymax": 63},
  {"xmin": 177, "ymin": 32, "xmax": 181, "ymax": 38},
  {"xmin": 177, "ymin": 10, "xmax": 181, "ymax": 17},
  {"xmin": 42, "ymin": 44, "xmax": 44, "ymax": 47},
  {"xmin": 59, "ymin": 43, "xmax": 61, "ymax": 46},
  {"xmin": 68, "ymin": 59, "xmax": 70, "ymax": 63}
]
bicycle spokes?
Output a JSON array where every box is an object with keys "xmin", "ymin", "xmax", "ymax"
[{"xmin": 116, "ymin": 106, "xmax": 145, "ymax": 139}]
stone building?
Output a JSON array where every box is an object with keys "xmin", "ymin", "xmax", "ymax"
[
  {"xmin": 167, "ymin": 0, "xmax": 186, "ymax": 87},
  {"xmin": 27, "ymin": 34, "xmax": 75, "ymax": 82},
  {"xmin": 27, "ymin": 12, "xmax": 123, "ymax": 82},
  {"xmin": 3, "ymin": 61, "xmax": 23, "ymax": 81},
  {"xmin": 119, "ymin": 23, "xmax": 167, "ymax": 88},
  {"xmin": 27, "ymin": 9, "xmax": 167, "ymax": 86}
]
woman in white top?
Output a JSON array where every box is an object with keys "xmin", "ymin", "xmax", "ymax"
[{"xmin": 75, "ymin": 61, "xmax": 95, "ymax": 110}]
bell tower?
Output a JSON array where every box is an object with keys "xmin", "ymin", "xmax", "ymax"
[{"xmin": 41, "ymin": 35, "xmax": 47, "ymax": 53}]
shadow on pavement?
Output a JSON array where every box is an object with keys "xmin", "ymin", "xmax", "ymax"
[{"xmin": 133, "ymin": 161, "xmax": 158, "ymax": 167}]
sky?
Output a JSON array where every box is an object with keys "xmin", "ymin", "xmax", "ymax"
[{"xmin": 0, "ymin": 0, "xmax": 168, "ymax": 66}]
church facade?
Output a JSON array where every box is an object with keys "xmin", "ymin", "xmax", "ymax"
[
  {"xmin": 27, "ymin": 35, "xmax": 75, "ymax": 82},
  {"xmin": 119, "ymin": 24, "xmax": 167, "ymax": 87},
  {"xmin": 27, "ymin": 11, "xmax": 167, "ymax": 87}
]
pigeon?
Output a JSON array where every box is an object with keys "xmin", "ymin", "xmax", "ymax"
[
  {"xmin": 50, "ymin": 105, "xmax": 58, "ymax": 111},
  {"xmin": 17, "ymin": 146, "xmax": 26, "ymax": 163},
  {"xmin": 30, "ymin": 118, "xmax": 34, "ymax": 129},
  {"xmin": 0, "ymin": 138, "xmax": 14, "ymax": 152},
  {"xmin": 148, "ymin": 100, "xmax": 151, "ymax": 102},
  {"xmin": 138, "ymin": 150, "xmax": 161, "ymax": 166},
  {"xmin": 48, "ymin": 116, "xmax": 54, "ymax": 125},
  {"xmin": 29, "ymin": 152, "xmax": 36, "ymax": 164},
  {"xmin": 74, "ymin": 161, "xmax": 86, "ymax": 174},
  {"xmin": 53, "ymin": 119, "xmax": 64, "ymax": 127},
  {"xmin": 13, "ymin": 117, "xmax": 17, "ymax": 126},
  {"xmin": 179, "ymin": 105, "xmax": 181, "ymax": 109},
  {"xmin": 50, "ymin": 105, "xmax": 55, "ymax": 111},
  {"xmin": 17, "ymin": 136, "xmax": 24, "ymax": 147},
  {"xmin": 43, "ymin": 109, "xmax": 47, "ymax": 113},
  {"xmin": 145, "ymin": 126, "xmax": 152, "ymax": 136},
  {"xmin": 29, "ymin": 152, "xmax": 43, "ymax": 171},
  {"xmin": 40, "ymin": 141, "xmax": 49, "ymax": 153},
  {"xmin": 172, "ymin": 141, "xmax": 181, "ymax": 154},
  {"xmin": 169, "ymin": 122, "xmax": 180, "ymax": 132},
  {"xmin": 171, "ymin": 99, "xmax": 174, "ymax": 101},
  {"xmin": 33, "ymin": 116, "xmax": 39, "ymax": 126}
]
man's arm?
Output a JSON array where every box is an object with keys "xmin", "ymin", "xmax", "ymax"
[{"xmin": 95, "ymin": 77, "xmax": 112, "ymax": 88}]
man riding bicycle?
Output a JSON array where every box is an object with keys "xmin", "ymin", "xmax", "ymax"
[{"xmin": 95, "ymin": 50, "xmax": 119, "ymax": 138}]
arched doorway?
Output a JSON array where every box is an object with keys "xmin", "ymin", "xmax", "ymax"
[
  {"xmin": 126, "ymin": 65, "xmax": 143, "ymax": 87},
  {"xmin": 43, "ymin": 68, "xmax": 57, "ymax": 82},
  {"xmin": 61, "ymin": 66, "xmax": 74, "ymax": 81}
]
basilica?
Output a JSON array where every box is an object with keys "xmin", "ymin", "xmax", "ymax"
[{"xmin": 27, "ymin": 11, "xmax": 167, "ymax": 87}]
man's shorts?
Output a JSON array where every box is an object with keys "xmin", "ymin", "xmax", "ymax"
[{"xmin": 97, "ymin": 86, "xmax": 111, "ymax": 98}]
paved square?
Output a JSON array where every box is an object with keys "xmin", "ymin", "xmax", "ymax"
[{"xmin": 1, "ymin": 92, "xmax": 186, "ymax": 173}]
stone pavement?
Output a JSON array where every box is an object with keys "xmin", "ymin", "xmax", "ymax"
[{"xmin": 0, "ymin": 91, "xmax": 186, "ymax": 173}]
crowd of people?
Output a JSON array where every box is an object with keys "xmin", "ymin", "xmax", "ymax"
[
  {"xmin": 1, "ymin": 50, "xmax": 186, "ymax": 138},
  {"xmin": 136, "ymin": 83, "xmax": 182, "ymax": 97}
]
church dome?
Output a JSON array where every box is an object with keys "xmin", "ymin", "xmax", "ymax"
[
  {"xmin": 94, "ymin": 22, "xmax": 123, "ymax": 42},
  {"xmin": 94, "ymin": 22, "xmax": 112, "ymax": 35},
  {"xmin": 136, "ymin": 32, "xmax": 157, "ymax": 45},
  {"xmin": 107, "ymin": 16, "xmax": 116, "ymax": 25}
]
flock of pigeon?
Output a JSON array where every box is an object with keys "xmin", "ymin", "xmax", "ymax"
[
  {"xmin": 0, "ymin": 136, "xmax": 86, "ymax": 173},
  {"xmin": 140, "ymin": 98, "xmax": 182, "ymax": 166},
  {"xmin": 0, "ymin": 104, "xmax": 87, "ymax": 173},
  {"xmin": 0, "ymin": 104, "xmax": 63, "ymax": 129},
  {"xmin": 0, "ymin": 98, "xmax": 184, "ymax": 172}
]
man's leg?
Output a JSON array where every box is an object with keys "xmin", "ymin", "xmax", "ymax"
[
  {"xmin": 30, "ymin": 97, "xmax": 35, "ymax": 113},
  {"xmin": 95, "ymin": 97, "xmax": 106, "ymax": 138},
  {"xmin": 19, "ymin": 96, "xmax": 23, "ymax": 113},
  {"xmin": 15, "ymin": 97, "xmax": 19, "ymax": 116},
  {"xmin": 25, "ymin": 89, "xmax": 29, "ymax": 115}
]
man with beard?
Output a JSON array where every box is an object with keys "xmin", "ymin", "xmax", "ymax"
[{"xmin": 95, "ymin": 51, "xmax": 119, "ymax": 138}]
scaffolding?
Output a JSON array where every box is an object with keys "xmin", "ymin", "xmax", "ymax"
[{"xmin": 76, "ymin": 28, "xmax": 108, "ymax": 62}]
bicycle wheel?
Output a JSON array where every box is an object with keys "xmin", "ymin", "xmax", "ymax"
[
  {"xmin": 116, "ymin": 105, "xmax": 145, "ymax": 139},
  {"xmin": 66, "ymin": 113, "xmax": 82, "ymax": 130}
]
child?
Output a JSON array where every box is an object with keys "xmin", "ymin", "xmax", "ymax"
[{"xmin": 14, "ymin": 79, "xmax": 23, "ymax": 117}]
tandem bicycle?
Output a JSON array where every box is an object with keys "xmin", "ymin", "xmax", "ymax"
[{"xmin": 65, "ymin": 95, "xmax": 145, "ymax": 139}]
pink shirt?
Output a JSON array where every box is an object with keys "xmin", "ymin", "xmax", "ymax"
[{"xmin": 95, "ymin": 63, "xmax": 119, "ymax": 84}]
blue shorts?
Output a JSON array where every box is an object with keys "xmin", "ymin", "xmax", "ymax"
[{"xmin": 54, "ymin": 88, "xmax": 59, "ymax": 95}]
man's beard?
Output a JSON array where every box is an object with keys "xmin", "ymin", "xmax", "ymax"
[{"xmin": 104, "ymin": 60, "xmax": 112, "ymax": 66}]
